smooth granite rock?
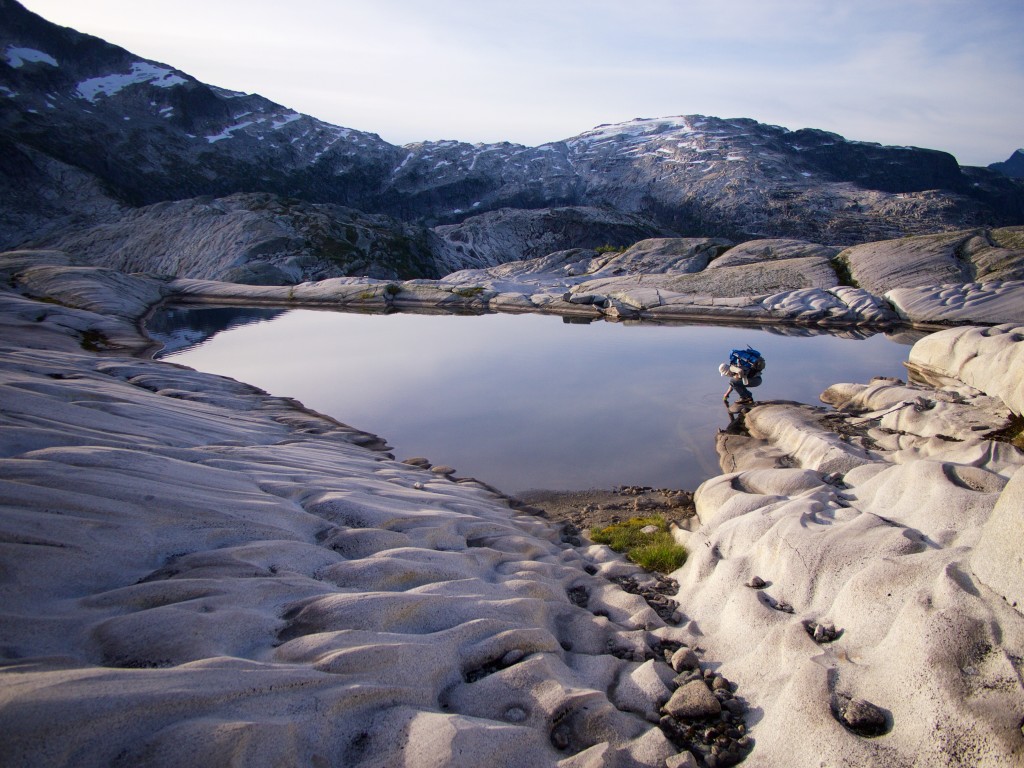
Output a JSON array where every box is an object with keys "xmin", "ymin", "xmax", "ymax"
[
  {"xmin": 0, "ymin": 264, "xmax": 693, "ymax": 768},
  {"xmin": 971, "ymin": 467, "xmax": 1024, "ymax": 611},
  {"xmin": 663, "ymin": 680, "xmax": 722, "ymax": 719},
  {"xmin": 676, "ymin": 326, "xmax": 1024, "ymax": 768}
]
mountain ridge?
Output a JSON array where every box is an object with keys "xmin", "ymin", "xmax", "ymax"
[{"xmin": 2, "ymin": 0, "xmax": 1023, "ymax": 280}]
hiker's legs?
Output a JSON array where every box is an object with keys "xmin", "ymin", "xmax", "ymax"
[{"xmin": 730, "ymin": 377, "xmax": 753, "ymax": 401}]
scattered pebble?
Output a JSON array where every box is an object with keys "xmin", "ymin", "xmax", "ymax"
[
  {"xmin": 832, "ymin": 694, "xmax": 891, "ymax": 737},
  {"xmin": 666, "ymin": 750, "xmax": 699, "ymax": 768},
  {"xmin": 566, "ymin": 585, "xmax": 589, "ymax": 608},
  {"xmin": 430, "ymin": 465, "xmax": 456, "ymax": 476},
  {"xmin": 805, "ymin": 620, "xmax": 841, "ymax": 643},
  {"xmin": 745, "ymin": 576, "xmax": 767, "ymax": 589},
  {"xmin": 611, "ymin": 574, "xmax": 681, "ymax": 624},
  {"xmin": 671, "ymin": 647, "xmax": 699, "ymax": 672},
  {"xmin": 657, "ymin": 645, "xmax": 754, "ymax": 767},
  {"xmin": 664, "ymin": 680, "xmax": 722, "ymax": 719},
  {"xmin": 504, "ymin": 706, "xmax": 527, "ymax": 723},
  {"xmin": 821, "ymin": 471, "xmax": 845, "ymax": 486}
]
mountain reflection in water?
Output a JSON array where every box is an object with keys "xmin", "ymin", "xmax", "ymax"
[{"xmin": 151, "ymin": 306, "xmax": 916, "ymax": 493}]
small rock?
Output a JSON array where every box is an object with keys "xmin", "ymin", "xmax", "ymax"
[
  {"xmin": 666, "ymin": 751, "xmax": 699, "ymax": 768},
  {"xmin": 722, "ymin": 699, "xmax": 746, "ymax": 716},
  {"xmin": 640, "ymin": 524, "xmax": 660, "ymax": 534},
  {"xmin": 711, "ymin": 675, "xmax": 730, "ymax": 691},
  {"xmin": 746, "ymin": 576, "xmax": 766, "ymax": 589},
  {"xmin": 551, "ymin": 724, "xmax": 570, "ymax": 750},
  {"xmin": 566, "ymin": 585, "xmax": 589, "ymax": 607},
  {"xmin": 807, "ymin": 621, "xmax": 841, "ymax": 643},
  {"xmin": 833, "ymin": 695, "xmax": 890, "ymax": 737},
  {"xmin": 504, "ymin": 706, "xmax": 527, "ymax": 722},
  {"xmin": 664, "ymin": 680, "xmax": 722, "ymax": 720},
  {"xmin": 430, "ymin": 465, "xmax": 456, "ymax": 476},
  {"xmin": 670, "ymin": 647, "xmax": 699, "ymax": 672},
  {"xmin": 673, "ymin": 670, "xmax": 701, "ymax": 686},
  {"xmin": 402, "ymin": 457, "xmax": 431, "ymax": 468}
]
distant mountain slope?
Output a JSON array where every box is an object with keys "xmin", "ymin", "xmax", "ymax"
[
  {"xmin": 2, "ymin": 0, "xmax": 1023, "ymax": 277},
  {"xmin": 990, "ymin": 149, "xmax": 1024, "ymax": 179}
]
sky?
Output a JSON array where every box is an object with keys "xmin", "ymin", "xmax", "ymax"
[{"xmin": 21, "ymin": 0, "xmax": 1024, "ymax": 166}]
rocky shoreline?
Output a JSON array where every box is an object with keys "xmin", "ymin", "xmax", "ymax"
[
  {"xmin": 130, "ymin": 228, "xmax": 1024, "ymax": 331},
  {"xmin": 1, "ymin": 250, "xmax": 1022, "ymax": 767},
  {"xmin": 516, "ymin": 487, "xmax": 697, "ymax": 534}
]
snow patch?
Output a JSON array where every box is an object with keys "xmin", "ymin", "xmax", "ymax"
[
  {"xmin": 76, "ymin": 63, "xmax": 187, "ymax": 103},
  {"xmin": 4, "ymin": 46, "xmax": 58, "ymax": 68},
  {"xmin": 272, "ymin": 113, "xmax": 302, "ymax": 129},
  {"xmin": 205, "ymin": 121, "xmax": 255, "ymax": 143},
  {"xmin": 211, "ymin": 86, "xmax": 246, "ymax": 99}
]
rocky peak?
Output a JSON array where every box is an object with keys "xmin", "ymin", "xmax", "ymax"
[{"xmin": 989, "ymin": 149, "xmax": 1024, "ymax": 179}]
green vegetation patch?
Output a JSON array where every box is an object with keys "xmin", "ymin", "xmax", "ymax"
[
  {"xmin": 830, "ymin": 254, "xmax": 859, "ymax": 288},
  {"xmin": 591, "ymin": 516, "xmax": 687, "ymax": 573},
  {"xmin": 992, "ymin": 226, "xmax": 1024, "ymax": 251},
  {"xmin": 595, "ymin": 243, "xmax": 628, "ymax": 255},
  {"xmin": 988, "ymin": 413, "xmax": 1024, "ymax": 451},
  {"xmin": 79, "ymin": 329, "xmax": 112, "ymax": 352},
  {"xmin": 453, "ymin": 286, "xmax": 485, "ymax": 298}
]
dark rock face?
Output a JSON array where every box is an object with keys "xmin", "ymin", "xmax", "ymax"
[
  {"xmin": 989, "ymin": 149, "xmax": 1024, "ymax": 179},
  {"xmin": 431, "ymin": 206, "xmax": 666, "ymax": 272},
  {"xmin": 24, "ymin": 193, "xmax": 441, "ymax": 283},
  {"xmin": 3, "ymin": 0, "xmax": 1024, "ymax": 278}
]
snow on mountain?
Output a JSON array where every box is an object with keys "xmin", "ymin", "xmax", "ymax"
[
  {"xmin": 4, "ymin": 44, "xmax": 57, "ymax": 68},
  {"xmin": 75, "ymin": 62, "xmax": 187, "ymax": 102},
  {"xmin": 1, "ymin": 0, "xmax": 1022, "ymax": 272}
]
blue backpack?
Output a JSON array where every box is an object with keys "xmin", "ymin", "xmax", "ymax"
[{"xmin": 729, "ymin": 347, "xmax": 766, "ymax": 378}]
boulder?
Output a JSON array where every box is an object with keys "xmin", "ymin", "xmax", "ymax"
[
  {"xmin": 712, "ymin": 238, "xmax": 841, "ymax": 268},
  {"xmin": 971, "ymin": 467, "xmax": 1024, "ymax": 611},
  {"xmin": 906, "ymin": 324, "xmax": 1024, "ymax": 415},
  {"xmin": 663, "ymin": 680, "xmax": 721, "ymax": 719},
  {"xmin": 839, "ymin": 231, "xmax": 976, "ymax": 295}
]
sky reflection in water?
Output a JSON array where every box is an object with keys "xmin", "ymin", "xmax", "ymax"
[{"xmin": 156, "ymin": 308, "xmax": 915, "ymax": 494}]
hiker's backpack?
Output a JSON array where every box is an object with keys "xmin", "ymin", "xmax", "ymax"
[{"xmin": 729, "ymin": 347, "xmax": 766, "ymax": 382}]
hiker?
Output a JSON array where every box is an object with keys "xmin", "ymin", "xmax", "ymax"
[{"xmin": 720, "ymin": 346, "xmax": 766, "ymax": 405}]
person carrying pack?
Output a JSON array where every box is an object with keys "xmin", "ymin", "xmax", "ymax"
[{"xmin": 719, "ymin": 346, "xmax": 766, "ymax": 405}]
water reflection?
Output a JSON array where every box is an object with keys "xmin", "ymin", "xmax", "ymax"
[
  {"xmin": 152, "ymin": 307, "xmax": 914, "ymax": 494},
  {"xmin": 147, "ymin": 305, "xmax": 288, "ymax": 355}
]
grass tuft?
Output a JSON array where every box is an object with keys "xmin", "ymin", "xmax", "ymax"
[
  {"xmin": 987, "ymin": 413, "xmax": 1024, "ymax": 451},
  {"xmin": 591, "ymin": 516, "xmax": 687, "ymax": 574}
]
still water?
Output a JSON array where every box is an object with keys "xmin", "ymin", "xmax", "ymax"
[{"xmin": 149, "ymin": 307, "xmax": 916, "ymax": 494}]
